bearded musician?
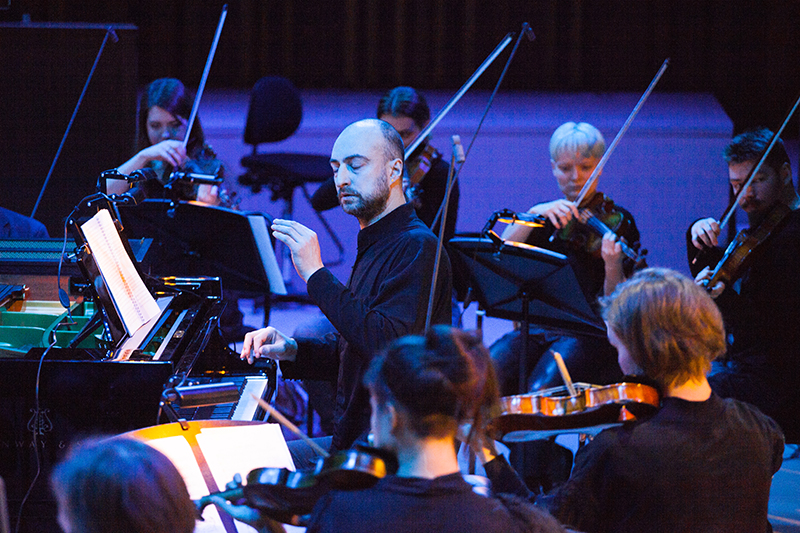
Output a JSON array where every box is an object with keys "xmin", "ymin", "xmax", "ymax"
[
  {"xmin": 310, "ymin": 86, "xmax": 459, "ymax": 242},
  {"xmin": 689, "ymin": 128, "xmax": 800, "ymax": 440}
]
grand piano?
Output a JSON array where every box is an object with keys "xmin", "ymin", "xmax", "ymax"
[{"xmin": 0, "ymin": 198, "xmax": 282, "ymax": 532}]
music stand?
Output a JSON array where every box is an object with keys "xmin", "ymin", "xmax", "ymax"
[
  {"xmin": 449, "ymin": 237, "xmax": 605, "ymax": 394},
  {"xmin": 117, "ymin": 199, "xmax": 286, "ymax": 296}
]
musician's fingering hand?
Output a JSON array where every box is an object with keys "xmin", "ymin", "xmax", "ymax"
[
  {"xmin": 241, "ymin": 327, "xmax": 298, "ymax": 364},
  {"xmin": 601, "ymin": 231, "xmax": 624, "ymax": 266},
  {"xmin": 694, "ymin": 266, "xmax": 725, "ymax": 299}
]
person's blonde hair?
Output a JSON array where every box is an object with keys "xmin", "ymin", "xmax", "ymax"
[
  {"xmin": 549, "ymin": 122, "xmax": 605, "ymax": 161},
  {"xmin": 601, "ymin": 268, "xmax": 725, "ymax": 390}
]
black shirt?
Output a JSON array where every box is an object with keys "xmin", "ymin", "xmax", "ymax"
[
  {"xmin": 686, "ymin": 208, "xmax": 800, "ymax": 431},
  {"xmin": 306, "ymin": 473, "xmax": 550, "ymax": 533},
  {"xmin": 280, "ymin": 203, "xmax": 453, "ymax": 450},
  {"xmin": 540, "ymin": 394, "xmax": 783, "ymax": 533}
]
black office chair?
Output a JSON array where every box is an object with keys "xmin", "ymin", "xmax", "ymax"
[{"xmin": 238, "ymin": 77, "xmax": 344, "ymax": 286}]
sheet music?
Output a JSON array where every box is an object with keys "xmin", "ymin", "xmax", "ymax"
[
  {"xmin": 248, "ymin": 215, "xmax": 287, "ymax": 295},
  {"xmin": 80, "ymin": 209, "xmax": 161, "ymax": 336},
  {"xmin": 141, "ymin": 423, "xmax": 295, "ymax": 533}
]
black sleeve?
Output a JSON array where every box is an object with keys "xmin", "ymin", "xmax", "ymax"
[
  {"xmin": 484, "ymin": 455, "xmax": 536, "ymax": 501},
  {"xmin": 280, "ymin": 334, "xmax": 340, "ymax": 381},
  {"xmin": 685, "ymin": 217, "xmax": 725, "ymax": 277},
  {"xmin": 310, "ymin": 177, "xmax": 339, "ymax": 212},
  {"xmin": 540, "ymin": 431, "xmax": 616, "ymax": 531},
  {"xmin": 306, "ymin": 239, "xmax": 451, "ymax": 366}
]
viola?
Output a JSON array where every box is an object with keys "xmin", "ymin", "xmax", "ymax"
[
  {"xmin": 702, "ymin": 202, "xmax": 791, "ymax": 291},
  {"xmin": 557, "ymin": 192, "xmax": 647, "ymax": 266},
  {"xmin": 489, "ymin": 381, "xmax": 660, "ymax": 442},
  {"xmin": 194, "ymin": 445, "xmax": 398, "ymax": 524}
]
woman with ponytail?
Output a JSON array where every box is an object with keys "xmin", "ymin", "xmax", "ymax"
[{"xmin": 305, "ymin": 325, "xmax": 566, "ymax": 533}]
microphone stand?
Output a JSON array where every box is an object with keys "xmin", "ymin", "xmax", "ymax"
[
  {"xmin": 424, "ymin": 23, "xmax": 536, "ymax": 333},
  {"xmin": 31, "ymin": 27, "xmax": 118, "ymax": 218},
  {"xmin": 429, "ymin": 22, "xmax": 535, "ymax": 232},
  {"xmin": 425, "ymin": 136, "xmax": 464, "ymax": 333}
]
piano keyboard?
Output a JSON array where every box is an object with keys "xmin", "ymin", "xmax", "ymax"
[{"xmin": 176, "ymin": 374, "xmax": 272, "ymax": 421}]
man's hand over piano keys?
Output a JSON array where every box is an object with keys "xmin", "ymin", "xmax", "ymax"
[{"xmin": 241, "ymin": 326, "xmax": 298, "ymax": 364}]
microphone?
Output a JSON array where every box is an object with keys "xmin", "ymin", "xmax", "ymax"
[
  {"xmin": 100, "ymin": 168, "xmax": 156, "ymax": 183},
  {"xmin": 452, "ymin": 135, "xmax": 466, "ymax": 164},
  {"xmin": 162, "ymin": 382, "xmax": 240, "ymax": 409},
  {"xmin": 169, "ymin": 169, "xmax": 223, "ymax": 185},
  {"xmin": 127, "ymin": 168, "xmax": 157, "ymax": 182},
  {"xmin": 113, "ymin": 186, "xmax": 145, "ymax": 206},
  {"xmin": 521, "ymin": 22, "xmax": 536, "ymax": 42}
]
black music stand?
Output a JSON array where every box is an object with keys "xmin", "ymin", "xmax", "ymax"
[
  {"xmin": 449, "ymin": 237, "xmax": 605, "ymax": 394},
  {"xmin": 117, "ymin": 199, "xmax": 286, "ymax": 296}
]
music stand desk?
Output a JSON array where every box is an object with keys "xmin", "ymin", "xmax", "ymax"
[
  {"xmin": 449, "ymin": 237, "xmax": 605, "ymax": 393},
  {"xmin": 118, "ymin": 199, "xmax": 285, "ymax": 296}
]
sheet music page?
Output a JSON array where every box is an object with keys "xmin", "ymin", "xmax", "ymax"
[
  {"xmin": 80, "ymin": 209, "xmax": 161, "ymax": 335},
  {"xmin": 143, "ymin": 436, "xmax": 259, "ymax": 533},
  {"xmin": 197, "ymin": 423, "xmax": 295, "ymax": 486},
  {"xmin": 248, "ymin": 215, "xmax": 287, "ymax": 295}
]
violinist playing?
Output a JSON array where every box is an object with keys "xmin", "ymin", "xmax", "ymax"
[
  {"xmin": 215, "ymin": 326, "xmax": 568, "ymax": 533},
  {"xmin": 491, "ymin": 122, "xmax": 644, "ymax": 397},
  {"xmin": 479, "ymin": 268, "xmax": 784, "ymax": 533},
  {"xmin": 688, "ymin": 128, "xmax": 800, "ymax": 441},
  {"xmin": 108, "ymin": 78, "xmax": 224, "ymax": 204}
]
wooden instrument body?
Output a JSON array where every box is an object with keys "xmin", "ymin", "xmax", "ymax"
[{"xmin": 491, "ymin": 382, "xmax": 660, "ymax": 441}]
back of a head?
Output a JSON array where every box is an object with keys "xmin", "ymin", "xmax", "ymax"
[
  {"xmin": 549, "ymin": 122, "xmax": 605, "ymax": 161},
  {"xmin": 602, "ymin": 268, "xmax": 725, "ymax": 390},
  {"xmin": 365, "ymin": 325, "xmax": 499, "ymax": 439},
  {"xmin": 51, "ymin": 438, "xmax": 196, "ymax": 533},
  {"xmin": 723, "ymin": 127, "xmax": 790, "ymax": 175},
  {"xmin": 376, "ymin": 86, "xmax": 430, "ymax": 128}
]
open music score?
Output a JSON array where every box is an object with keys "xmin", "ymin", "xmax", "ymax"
[{"xmin": 80, "ymin": 209, "xmax": 161, "ymax": 336}]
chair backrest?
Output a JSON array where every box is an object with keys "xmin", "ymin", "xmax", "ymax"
[{"xmin": 244, "ymin": 76, "xmax": 303, "ymax": 147}]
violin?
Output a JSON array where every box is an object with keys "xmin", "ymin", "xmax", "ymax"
[
  {"xmin": 701, "ymin": 202, "xmax": 790, "ymax": 291},
  {"xmin": 403, "ymin": 141, "xmax": 441, "ymax": 208},
  {"xmin": 195, "ymin": 445, "xmax": 398, "ymax": 524},
  {"xmin": 557, "ymin": 192, "xmax": 647, "ymax": 266},
  {"xmin": 489, "ymin": 381, "xmax": 660, "ymax": 442}
]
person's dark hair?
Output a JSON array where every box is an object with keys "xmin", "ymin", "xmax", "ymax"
[
  {"xmin": 601, "ymin": 268, "xmax": 725, "ymax": 390},
  {"xmin": 723, "ymin": 127, "xmax": 790, "ymax": 175},
  {"xmin": 364, "ymin": 326, "xmax": 499, "ymax": 439},
  {"xmin": 51, "ymin": 437, "xmax": 196, "ymax": 533},
  {"xmin": 376, "ymin": 119, "xmax": 405, "ymax": 166},
  {"xmin": 377, "ymin": 86, "xmax": 431, "ymax": 129},
  {"xmin": 135, "ymin": 78, "xmax": 205, "ymax": 155}
]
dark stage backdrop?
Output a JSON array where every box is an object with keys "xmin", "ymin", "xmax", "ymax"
[
  {"xmin": 0, "ymin": 22, "xmax": 138, "ymax": 235},
  {"xmin": 3, "ymin": 0, "xmax": 800, "ymax": 134}
]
